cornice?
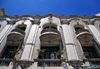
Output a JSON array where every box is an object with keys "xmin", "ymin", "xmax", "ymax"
[
  {"xmin": 67, "ymin": 15, "xmax": 82, "ymax": 18},
  {"xmin": 90, "ymin": 15, "xmax": 100, "ymax": 19},
  {"xmin": 41, "ymin": 14, "xmax": 59, "ymax": 18},
  {"xmin": 30, "ymin": 20, "xmax": 40, "ymax": 25},
  {"xmin": 7, "ymin": 20, "xmax": 16, "ymax": 25},
  {"xmin": 19, "ymin": 15, "xmax": 34, "ymax": 18},
  {"xmin": 83, "ymin": 21, "xmax": 94, "ymax": 25}
]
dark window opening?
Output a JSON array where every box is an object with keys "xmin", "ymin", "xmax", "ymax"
[
  {"xmin": 90, "ymin": 61, "xmax": 100, "ymax": 65},
  {"xmin": 1, "ymin": 46, "xmax": 18, "ymax": 59},
  {"xmin": 75, "ymin": 27, "xmax": 82, "ymax": 31},
  {"xmin": 39, "ymin": 47, "xmax": 59, "ymax": 59},
  {"xmin": 82, "ymin": 46, "xmax": 99, "ymax": 58},
  {"xmin": 18, "ymin": 27, "xmax": 26, "ymax": 31},
  {"xmin": 44, "ymin": 26, "xmax": 57, "ymax": 30}
]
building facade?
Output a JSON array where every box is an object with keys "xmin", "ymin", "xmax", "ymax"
[{"xmin": 0, "ymin": 9, "xmax": 100, "ymax": 69}]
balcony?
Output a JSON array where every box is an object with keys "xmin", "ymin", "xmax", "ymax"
[
  {"xmin": 40, "ymin": 28, "xmax": 60, "ymax": 42},
  {"xmin": 80, "ymin": 41, "xmax": 93, "ymax": 46},
  {"xmin": 36, "ymin": 59, "xmax": 61, "ymax": 67},
  {"xmin": 41, "ymin": 41, "xmax": 59, "ymax": 47},
  {"xmin": 73, "ymin": 59, "xmax": 100, "ymax": 69},
  {"xmin": 41, "ymin": 28, "xmax": 60, "ymax": 34},
  {"xmin": 6, "ymin": 41, "xmax": 20, "ymax": 46},
  {"xmin": 7, "ymin": 29, "xmax": 25, "ymax": 41},
  {"xmin": 0, "ymin": 59, "xmax": 11, "ymax": 66},
  {"xmin": 76, "ymin": 29, "xmax": 93, "ymax": 41}
]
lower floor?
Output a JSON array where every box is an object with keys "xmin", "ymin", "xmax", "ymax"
[{"xmin": 0, "ymin": 59, "xmax": 100, "ymax": 69}]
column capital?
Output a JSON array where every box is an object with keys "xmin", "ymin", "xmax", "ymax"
[{"xmin": 7, "ymin": 20, "xmax": 16, "ymax": 25}]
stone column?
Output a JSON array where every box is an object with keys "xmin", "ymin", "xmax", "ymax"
[
  {"xmin": 62, "ymin": 24, "xmax": 79, "ymax": 61},
  {"xmin": 21, "ymin": 24, "xmax": 38, "ymax": 60},
  {"xmin": 23, "ymin": 20, "xmax": 32, "ymax": 45},
  {"xmin": 0, "ymin": 21, "xmax": 7, "ymax": 32},
  {"xmin": 0, "ymin": 25, "xmax": 12, "ymax": 43},
  {"xmin": 88, "ymin": 25, "xmax": 100, "ymax": 45},
  {"xmin": 0, "ymin": 24, "xmax": 12, "ymax": 55}
]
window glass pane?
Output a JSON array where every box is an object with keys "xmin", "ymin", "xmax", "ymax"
[
  {"xmin": 1, "ymin": 46, "xmax": 18, "ymax": 59},
  {"xmin": 82, "ymin": 46, "xmax": 99, "ymax": 58},
  {"xmin": 41, "ymin": 47, "xmax": 59, "ymax": 59}
]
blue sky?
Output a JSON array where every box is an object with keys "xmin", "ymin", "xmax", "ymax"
[{"xmin": 0, "ymin": 0, "xmax": 100, "ymax": 17}]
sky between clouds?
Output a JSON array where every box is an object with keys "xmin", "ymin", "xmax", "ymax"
[{"xmin": 0, "ymin": 0, "xmax": 100, "ymax": 17}]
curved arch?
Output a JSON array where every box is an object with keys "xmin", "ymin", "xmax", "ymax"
[
  {"xmin": 11, "ymin": 29, "xmax": 25, "ymax": 34},
  {"xmin": 16, "ymin": 23, "xmax": 27, "ymax": 31},
  {"xmin": 74, "ymin": 24, "xmax": 84, "ymax": 28},
  {"xmin": 43, "ymin": 23, "xmax": 57, "ymax": 29},
  {"xmin": 74, "ymin": 24, "xmax": 84, "ymax": 31}
]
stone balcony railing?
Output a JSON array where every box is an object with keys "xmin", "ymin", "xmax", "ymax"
[
  {"xmin": 40, "ymin": 28, "xmax": 60, "ymax": 42},
  {"xmin": 41, "ymin": 28, "xmax": 60, "ymax": 34},
  {"xmin": 35, "ymin": 59, "xmax": 62, "ymax": 67},
  {"xmin": 76, "ymin": 29, "xmax": 93, "ymax": 41},
  {"xmin": 0, "ymin": 59, "xmax": 11, "ymax": 66},
  {"xmin": 41, "ymin": 41, "xmax": 59, "ymax": 47},
  {"xmin": 7, "ymin": 29, "xmax": 25, "ymax": 41},
  {"xmin": 6, "ymin": 41, "xmax": 20, "ymax": 46}
]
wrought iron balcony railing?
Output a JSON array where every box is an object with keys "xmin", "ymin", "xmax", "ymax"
[
  {"xmin": 0, "ymin": 59, "xmax": 11, "ymax": 66},
  {"xmin": 37, "ymin": 59, "xmax": 61, "ymax": 67}
]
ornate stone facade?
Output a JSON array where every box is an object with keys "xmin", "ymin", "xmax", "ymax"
[{"xmin": 0, "ymin": 9, "xmax": 100, "ymax": 69}]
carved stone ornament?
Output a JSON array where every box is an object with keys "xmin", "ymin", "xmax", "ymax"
[
  {"xmin": 83, "ymin": 21, "xmax": 94, "ymax": 25},
  {"xmin": 61, "ymin": 20, "xmax": 69, "ymax": 24},
  {"xmin": 7, "ymin": 20, "xmax": 16, "ymax": 25}
]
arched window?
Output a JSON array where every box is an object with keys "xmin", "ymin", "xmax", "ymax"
[
  {"xmin": 81, "ymin": 40, "xmax": 99, "ymax": 58},
  {"xmin": 43, "ymin": 23, "xmax": 57, "ymax": 30},
  {"xmin": 17, "ymin": 22, "xmax": 27, "ymax": 31},
  {"xmin": 74, "ymin": 24, "xmax": 99, "ymax": 58},
  {"xmin": 74, "ymin": 24, "xmax": 84, "ymax": 31}
]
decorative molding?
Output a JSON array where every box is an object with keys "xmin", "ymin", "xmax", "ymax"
[
  {"xmin": 26, "ymin": 43, "xmax": 35, "ymax": 45},
  {"xmin": 60, "ymin": 15, "xmax": 67, "ymax": 18},
  {"xmin": 7, "ymin": 20, "xmax": 16, "ymax": 25},
  {"xmin": 19, "ymin": 60, "xmax": 34, "ymax": 68},
  {"xmin": 82, "ymin": 15, "xmax": 89, "ymax": 19},
  {"xmin": 69, "ymin": 60, "xmax": 82, "ymax": 68},
  {"xmin": 83, "ymin": 21, "xmax": 94, "ymax": 25},
  {"xmin": 0, "ymin": 8, "xmax": 5, "ymax": 16},
  {"xmin": 90, "ymin": 15, "xmax": 100, "ymax": 19},
  {"xmin": 30, "ymin": 19, "xmax": 40, "ymax": 25},
  {"xmin": 41, "ymin": 14, "xmax": 59, "ymax": 18},
  {"xmin": 34, "ymin": 15, "xmax": 41, "ymax": 19},
  {"xmin": 60, "ymin": 20, "xmax": 69, "ymax": 24},
  {"xmin": 65, "ymin": 43, "xmax": 75, "ymax": 45},
  {"xmin": 19, "ymin": 15, "xmax": 33, "ymax": 18},
  {"xmin": 67, "ymin": 15, "xmax": 81, "ymax": 18}
]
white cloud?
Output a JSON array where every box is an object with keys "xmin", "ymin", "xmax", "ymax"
[{"xmin": 95, "ymin": 13, "xmax": 100, "ymax": 16}]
